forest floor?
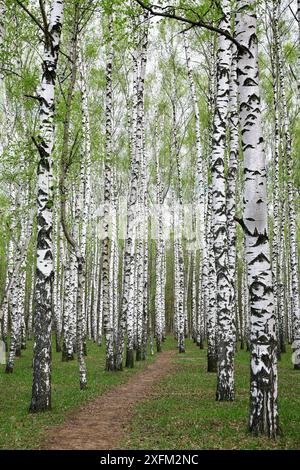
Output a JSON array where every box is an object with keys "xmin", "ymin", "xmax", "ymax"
[
  {"xmin": 121, "ymin": 339, "xmax": 300, "ymax": 450},
  {"xmin": 0, "ymin": 338, "xmax": 172, "ymax": 449},
  {"xmin": 1, "ymin": 337, "xmax": 300, "ymax": 450},
  {"xmin": 42, "ymin": 348, "xmax": 176, "ymax": 449}
]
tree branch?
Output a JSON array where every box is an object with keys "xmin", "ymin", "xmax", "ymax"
[
  {"xmin": 31, "ymin": 135, "xmax": 41, "ymax": 154},
  {"xmin": 59, "ymin": 49, "xmax": 74, "ymax": 64},
  {"xmin": 135, "ymin": 0, "xmax": 249, "ymax": 54},
  {"xmin": 15, "ymin": 0, "xmax": 46, "ymax": 36},
  {"xmin": 24, "ymin": 94, "xmax": 42, "ymax": 102},
  {"xmin": 39, "ymin": 0, "xmax": 50, "ymax": 47},
  {"xmin": 234, "ymin": 216, "xmax": 252, "ymax": 237}
]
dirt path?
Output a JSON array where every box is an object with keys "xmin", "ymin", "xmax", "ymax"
[{"xmin": 42, "ymin": 350, "xmax": 176, "ymax": 450}]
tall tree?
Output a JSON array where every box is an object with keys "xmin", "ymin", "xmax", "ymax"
[
  {"xmin": 211, "ymin": 0, "xmax": 235, "ymax": 401},
  {"xmin": 236, "ymin": 0, "xmax": 279, "ymax": 436},
  {"xmin": 30, "ymin": 0, "xmax": 64, "ymax": 412},
  {"xmin": 102, "ymin": 15, "xmax": 115, "ymax": 371}
]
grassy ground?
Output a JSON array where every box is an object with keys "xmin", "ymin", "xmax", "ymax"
[
  {"xmin": 1, "ymin": 337, "xmax": 299, "ymax": 450},
  {"xmin": 122, "ymin": 338, "xmax": 300, "ymax": 450},
  {"xmin": 0, "ymin": 338, "xmax": 161, "ymax": 450}
]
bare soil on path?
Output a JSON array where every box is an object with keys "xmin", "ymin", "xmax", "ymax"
[{"xmin": 42, "ymin": 349, "xmax": 176, "ymax": 450}]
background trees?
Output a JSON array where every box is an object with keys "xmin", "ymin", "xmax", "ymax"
[{"xmin": 0, "ymin": 0, "xmax": 300, "ymax": 438}]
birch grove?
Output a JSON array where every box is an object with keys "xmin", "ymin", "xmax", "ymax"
[{"xmin": 0, "ymin": 0, "xmax": 300, "ymax": 441}]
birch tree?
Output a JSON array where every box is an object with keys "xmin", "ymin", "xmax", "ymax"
[
  {"xmin": 236, "ymin": 0, "xmax": 279, "ymax": 436},
  {"xmin": 102, "ymin": 15, "xmax": 115, "ymax": 371},
  {"xmin": 211, "ymin": 0, "xmax": 235, "ymax": 401},
  {"xmin": 30, "ymin": 0, "xmax": 64, "ymax": 412}
]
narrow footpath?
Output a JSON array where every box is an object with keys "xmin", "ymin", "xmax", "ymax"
[{"xmin": 42, "ymin": 349, "xmax": 176, "ymax": 450}]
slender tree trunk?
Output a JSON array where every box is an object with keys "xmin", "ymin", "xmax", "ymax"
[
  {"xmin": 191, "ymin": 253, "xmax": 197, "ymax": 342},
  {"xmin": 109, "ymin": 174, "xmax": 119, "ymax": 359},
  {"xmin": 27, "ymin": 261, "xmax": 35, "ymax": 341},
  {"xmin": 30, "ymin": 0, "xmax": 64, "ymax": 412},
  {"xmin": 53, "ymin": 188, "xmax": 62, "ymax": 353},
  {"xmin": 205, "ymin": 37, "xmax": 218, "ymax": 371},
  {"xmin": 141, "ymin": 135, "xmax": 149, "ymax": 360},
  {"xmin": 78, "ymin": 44, "xmax": 92, "ymax": 355},
  {"xmin": 236, "ymin": 0, "xmax": 279, "ymax": 436},
  {"xmin": 62, "ymin": 247, "xmax": 74, "ymax": 361},
  {"xmin": 155, "ymin": 138, "xmax": 164, "ymax": 353},
  {"xmin": 226, "ymin": 44, "xmax": 239, "ymax": 354},
  {"xmin": 102, "ymin": 16, "xmax": 115, "ymax": 371},
  {"xmin": 270, "ymin": 1, "xmax": 286, "ymax": 356},
  {"xmin": 172, "ymin": 89, "xmax": 185, "ymax": 354},
  {"xmin": 211, "ymin": 0, "xmax": 235, "ymax": 401},
  {"xmin": 5, "ymin": 227, "xmax": 21, "ymax": 372},
  {"xmin": 136, "ymin": 123, "xmax": 148, "ymax": 360}
]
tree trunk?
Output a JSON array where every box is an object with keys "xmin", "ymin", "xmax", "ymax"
[
  {"xmin": 211, "ymin": 0, "xmax": 235, "ymax": 401},
  {"xmin": 102, "ymin": 16, "xmax": 115, "ymax": 371},
  {"xmin": 172, "ymin": 88, "xmax": 185, "ymax": 354},
  {"xmin": 30, "ymin": 0, "xmax": 64, "ymax": 412},
  {"xmin": 226, "ymin": 44, "xmax": 239, "ymax": 355},
  {"xmin": 236, "ymin": 0, "xmax": 279, "ymax": 437},
  {"xmin": 270, "ymin": 4, "xmax": 283, "ymax": 356}
]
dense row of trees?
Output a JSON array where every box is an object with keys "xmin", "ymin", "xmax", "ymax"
[{"xmin": 1, "ymin": 0, "xmax": 300, "ymax": 438}]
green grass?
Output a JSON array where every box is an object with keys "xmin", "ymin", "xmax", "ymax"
[
  {"xmin": 0, "ymin": 338, "xmax": 162, "ymax": 450},
  {"xmin": 122, "ymin": 339, "xmax": 300, "ymax": 450},
  {"xmin": 2, "ymin": 337, "xmax": 299, "ymax": 450}
]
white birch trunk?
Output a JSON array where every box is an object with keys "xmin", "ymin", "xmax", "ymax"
[
  {"xmin": 102, "ymin": 16, "xmax": 115, "ymax": 371},
  {"xmin": 205, "ymin": 38, "xmax": 218, "ymax": 371},
  {"xmin": 30, "ymin": 0, "xmax": 64, "ymax": 412},
  {"xmin": 236, "ymin": 0, "xmax": 279, "ymax": 436},
  {"xmin": 172, "ymin": 91, "xmax": 185, "ymax": 354},
  {"xmin": 62, "ymin": 244, "xmax": 74, "ymax": 361},
  {"xmin": 270, "ymin": 3, "xmax": 285, "ymax": 355},
  {"xmin": 211, "ymin": 0, "xmax": 235, "ymax": 400},
  {"xmin": 27, "ymin": 262, "xmax": 35, "ymax": 341},
  {"xmin": 155, "ymin": 143, "xmax": 164, "ymax": 353},
  {"xmin": 227, "ymin": 45, "xmax": 239, "ymax": 350},
  {"xmin": 141, "ymin": 124, "xmax": 149, "ymax": 359}
]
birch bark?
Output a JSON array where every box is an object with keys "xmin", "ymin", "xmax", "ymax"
[
  {"xmin": 173, "ymin": 108, "xmax": 185, "ymax": 354},
  {"xmin": 236, "ymin": 0, "xmax": 279, "ymax": 436},
  {"xmin": 270, "ymin": 1, "xmax": 285, "ymax": 355},
  {"xmin": 78, "ymin": 44, "xmax": 92, "ymax": 353},
  {"xmin": 30, "ymin": 0, "xmax": 64, "ymax": 412},
  {"xmin": 155, "ymin": 132, "xmax": 164, "ymax": 353},
  {"xmin": 102, "ymin": 16, "xmax": 115, "ymax": 371},
  {"xmin": 226, "ymin": 45, "xmax": 239, "ymax": 353},
  {"xmin": 205, "ymin": 38, "xmax": 218, "ymax": 371},
  {"xmin": 211, "ymin": 0, "xmax": 235, "ymax": 400}
]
